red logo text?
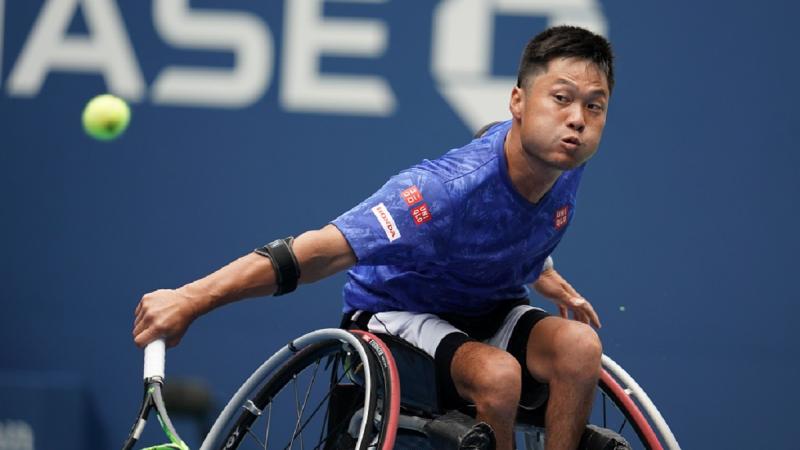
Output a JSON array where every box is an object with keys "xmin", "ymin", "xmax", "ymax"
[
  {"xmin": 411, "ymin": 203, "xmax": 432, "ymax": 225},
  {"xmin": 400, "ymin": 185, "xmax": 423, "ymax": 206},
  {"xmin": 554, "ymin": 206, "xmax": 570, "ymax": 230}
]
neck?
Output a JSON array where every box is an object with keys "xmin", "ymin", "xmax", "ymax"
[{"xmin": 504, "ymin": 127, "xmax": 562, "ymax": 204}]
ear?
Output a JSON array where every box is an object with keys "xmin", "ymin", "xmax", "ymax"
[{"xmin": 509, "ymin": 86, "xmax": 524, "ymax": 119}]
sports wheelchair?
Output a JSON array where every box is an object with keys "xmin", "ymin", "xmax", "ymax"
[{"xmin": 186, "ymin": 328, "xmax": 680, "ymax": 450}]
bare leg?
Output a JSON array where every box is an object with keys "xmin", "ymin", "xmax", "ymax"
[
  {"xmin": 526, "ymin": 317, "xmax": 602, "ymax": 450},
  {"xmin": 451, "ymin": 341, "xmax": 522, "ymax": 450}
]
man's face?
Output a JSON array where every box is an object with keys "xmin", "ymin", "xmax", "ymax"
[{"xmin": 510, "ymin": 57, "xmax": 610, "ymax": 170}]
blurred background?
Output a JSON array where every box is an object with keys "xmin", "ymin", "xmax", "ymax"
[{"xmin": 1, "ymin": 0, "xmax": 798, "ymax": 448}]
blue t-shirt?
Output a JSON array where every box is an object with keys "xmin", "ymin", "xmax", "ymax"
[{"xmin": 332, "ymin": 120, "xmax": 585, "ymax": 315}]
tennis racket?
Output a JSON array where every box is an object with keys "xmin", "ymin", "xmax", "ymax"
[{"xmin": 121, "ymin": 339, "xmax": 189, "ymax": 450}]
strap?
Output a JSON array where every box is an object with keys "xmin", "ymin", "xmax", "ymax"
[{"xmin": 254, "ymin": 237, "xmax": 301, "ymax": 296}]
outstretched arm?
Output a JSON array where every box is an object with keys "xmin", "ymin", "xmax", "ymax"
[
  {"xmin": 132, "ymin": 224, "xmax": 355, "ymax": 348},
  {"xmin": 532, "ymin": 262, "xmax": 601, "ymax": 329}
]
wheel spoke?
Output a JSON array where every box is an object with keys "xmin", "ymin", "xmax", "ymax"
[
  {"xmin": 617, "ymin": 418, "xmax": 628, "ymax": 435},
  {"xmin": 290, "ymin": 374, "xmax": 302, "ymax": 450},
  {"xmin": 246, "ymin": 428, "xmax": 267, "ymax": 449},
  {"xmin": 292, "ymin": 360, "xmax": 321, "ymax": 450},
  {"xmin": 284, "ymin": 364, "xmax": 355, "ymax": 450},
  {"xmin": 310, "ymin": 406, "xmax": 356, "ymax": 450},
  {"xmin": 263, "ymin": 402, "xmax": 272, "ymax": 449},
  {"xmin": 316, "ymin": 396, "xmax": 331, "ymax": 450}
]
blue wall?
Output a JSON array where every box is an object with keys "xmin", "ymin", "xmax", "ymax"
[{"xmin": 1, "ymin": 1, "xmax": 798, "ymax": 448}]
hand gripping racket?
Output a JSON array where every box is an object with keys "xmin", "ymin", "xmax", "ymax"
[{"xmin": 121, "ymin": 339, "xmax": 189, "ymax": 450}]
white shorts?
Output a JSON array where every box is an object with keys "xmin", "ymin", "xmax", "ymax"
[
  {"xmin": 343, "ymin": 299, "xmax": 551, "ymax": 409},
  {"xmin": 351, "ymin": 304, "xmax": 542, "ymax": 358}
]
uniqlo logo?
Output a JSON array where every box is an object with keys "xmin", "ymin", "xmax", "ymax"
[
  {"xmin": 400, "ymin": 185, "xmax": 423, "ymax": 206},
  {"xmin": 554, "ymin": 206, "xmax": 570, "ymax": 230},
  {"xmin": 411, "ymin": 203, "xmax": 432, "ymax": 225}
]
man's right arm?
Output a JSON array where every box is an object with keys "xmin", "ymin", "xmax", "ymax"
[{"xmin": 132, "ymin": 224, "xmax": 356, "ymax": 348}]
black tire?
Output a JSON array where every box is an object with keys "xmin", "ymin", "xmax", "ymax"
[{"xmin": 213, "ymin": 335, "xmax": 393, "ymax": 450}]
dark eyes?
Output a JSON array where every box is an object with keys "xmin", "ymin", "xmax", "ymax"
[{"xmin": 553, "ymin": 94, "xmax": 605, "ymax": 112}]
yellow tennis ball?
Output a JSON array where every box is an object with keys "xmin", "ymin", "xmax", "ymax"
[{"xmin": 82, "ymin": 94, "xmax": 131, "ymax": 141}]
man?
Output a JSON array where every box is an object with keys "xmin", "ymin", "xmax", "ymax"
[{"xmin": 133, "ymin": 25, "xmax": 614, "ymax": 450}]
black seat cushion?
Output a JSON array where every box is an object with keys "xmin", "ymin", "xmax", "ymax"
[
  {"xmin": 375, "ymin": 333, "xmax": 548, "ymax": 424},
  {"xmin": 375, "ymin": 333, "xmax": 442, "ymax": 416}
]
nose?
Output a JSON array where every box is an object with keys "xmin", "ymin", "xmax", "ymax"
[{"xmin": 566, "ymin": 105, "xmax": 586, "ymax": 133}]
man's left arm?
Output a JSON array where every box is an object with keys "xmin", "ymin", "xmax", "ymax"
[{"xmin": 531, "ymin": 259, "xmax": 601, "ymax": 328}]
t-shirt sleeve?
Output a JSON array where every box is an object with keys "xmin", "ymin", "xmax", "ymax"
[{"xmin": 331, "ymin": 169, "xmax": 454, "ymax": 266}]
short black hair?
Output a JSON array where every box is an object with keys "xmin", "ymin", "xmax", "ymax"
[{"xmin": 516, "ymin": 25, "xmax": 614, "ymax": 93}]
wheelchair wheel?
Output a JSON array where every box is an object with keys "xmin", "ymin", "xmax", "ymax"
[
  {"xmin": 517, "ymin": 354, "xmax": 680, "ymax": 450},
  {"xmin": 200, "ymin": 329, "xmax": 399, "ymax": 450},
  {"xmin": 592, "ymin": 355, "xmax": 679, "ymax": 450}
]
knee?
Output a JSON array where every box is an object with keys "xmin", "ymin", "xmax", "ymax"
[
  {"xmin": 552, "ymin": 322, "xmax": 602, "ymax": 381},
  {"xmin": 467, "ymin": 352, "xmax": 522, "ymax": 413}
]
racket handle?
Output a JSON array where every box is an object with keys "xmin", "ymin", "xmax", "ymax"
[{"xmin": 143, "ymin": 339, "xmax": 166, "ymax": 381}]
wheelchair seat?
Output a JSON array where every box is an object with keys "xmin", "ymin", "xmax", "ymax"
[
  {"xmin": 372, "ymin": 333, "xmax": 440, "ymax": 416},
  {"xmin": 373, "ymin": 333, "xmax": 549, "ymax": 427}
]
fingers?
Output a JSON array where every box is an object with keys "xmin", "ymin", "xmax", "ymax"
[
  {"xmin": 566, "ymin": 297, "xmax": 602, "ymax": 329},
  {"xmin": 564, "ymin": 297, "xmax": 586, "ymax": 324},
  {"xmin": 132, "ymin": 315, "xmax": 147, "ymax": 339},
  {"xmin": 133, "ymin": 312, "xmax": 172, "ymax": 348},
  {"xmin": 132, "ymin": 306, "xmax": 158, "ymax": 348},
  {"xmin": 132, "ymin": 291, "xmax": 167, "ymax": 348},
  {"xmin": 133, "ymin": 293, "xmax": 151, "ymax": 345},
  {"xmin": 576, "ymin": 297, "xmax": 601, "ymax": 329},
  {"xmin": 586, "ymin": 304, "xmax": 601, "ymax": 329},
  {"xmin": 559, "ymin": 300, "xmax": 590, "ymax": 326},
  {"xmin": 133, "ymin": 306, "xmax": 143, "ymax": 332},
  {"xmin": 133, "ymin": 327, "xmax": 156, "ymax": 349},
  {"xmin": 132, "ymin": 289, "xmax": 194, "ymax": 349},
  {"xmin": 133, "ymin": 291, "xmax": 154, "ymax": 331},
  {"xmin": 558, "ymin": 304, "xmax": 568, "ymax": 320},
  {"xmin": 166, "ymin": 334, "xmax": 183, "ymax": 348}
]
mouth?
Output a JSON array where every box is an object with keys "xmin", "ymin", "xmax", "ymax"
[{"xmin": 560, "ymin": 136, "xmax": 582, "ymax": 150}]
